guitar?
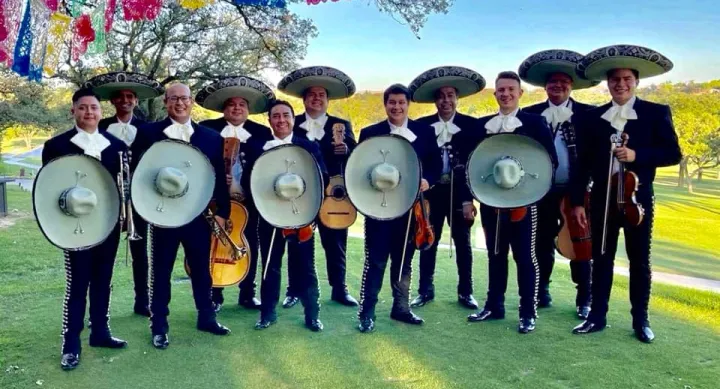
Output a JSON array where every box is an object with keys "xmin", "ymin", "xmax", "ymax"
[{"xmin": 318, "ymin": 123, "xmax": 357, "ymax": 229}]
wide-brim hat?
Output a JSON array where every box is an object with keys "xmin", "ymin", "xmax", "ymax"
[
  {"xmin": 577, "ymin": 44, "xmax": 673, "ymax": 81},
  {"xmin": 345, "ymin": 134, "xmax": 421, "ymax": 220},
  {"xmin": 466, "ymin": 134, "xmax": 553, "ymax": 208},
  {"xmin": 409, "ymin": 66, "xmax": 486, "ymax": 103},
  {"xmin": 131, "ymin": 140, "xmax": 215, "ymax": 228},
  {"xmin": 277, "ymin": 66, "xmax": 356, "ymax": 99},
  {"xmin": 84, "ymin": 72, "xmax": 165, "ymax": 101},
  {"xmin": 250, "ymin": 144, "xmax": 324, "ymax": 228},
  {"xmin": 32, "ymin": 154, "xmax": 120, "ymax": 251},
  {"xmin": 518, "ymin": 49, "xmax": 599, "ymax": 90},
  {"xmin": 195, "ymin": 76, "xmax": 276, "ymax": 114}
]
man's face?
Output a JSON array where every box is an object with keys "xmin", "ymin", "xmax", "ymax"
[
  {"xmin": 435, "ymin": 86, "xmax": 458, "ymax": 117},
  {"xmin": 494, "ymin": 78, "xmax": 523, "ymax": 111},
  {"xmin": 164, "ymin": 84, "xmax": 193, "ymax": 121},
  {"xmin": 607, "ymin": 68, "xmax": 638, "ymax": 103},
  {"xmin": 385, "ymin": 93, "xmax": 409, "ymax": 123},
  {"xmin": 110, "ymin": 90, "xmax": 138, "ymax": 115},
  {"xmin": 545, "ymin": 73, "xmax": 573, "ymax": 103},
  {"xmin": 269, "ymin": 104, "xmax": 294, "ymax": 138},
  {"xmin": 72, "ymin": 96, "xmax": 102, "ymax": 129},
  {"xmin": 303, "ymin": 86, "xmax": 329, "ymax": 114},
  {"xmin": 223, "ymin": 97, "xmax": 249, "ymax": 124}
]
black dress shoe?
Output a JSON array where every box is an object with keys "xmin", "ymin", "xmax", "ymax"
[
  {"xmin": 282, "ymin": 296, "xmax": 300, "ymax": 309},
  {"xmin": 458, "ymin": 294, "xmax": 479, "ymax": 309},
  {"xmin": 238, "ymin": 296, "xmax": 262, "ymax": 309},
  {"xmin": 577, "ymin": 305, "xmax": 591, "ymax": 320},
  {"xmin": 89, "ymin": 335, "xmax": 128, "ymax": 349},
  {"xmin": 518, "ymin": 317, "xmax": 536, "ymax": 334},
  {"xmin": 358, "ymin": 317, "xmax": 375, "ymax": 333},
  {"xmin": 390, "ymin": 311, "xmax": 424, "ymax": 325},
  {"xmin": 254, "ymin": 317, "xmax": 277, "ymax": 330},
  {"xmin": 410, "ymin": 294, "xmax": 434, "ymax": 308},
  {"xmin": 306, "ymin": 319, "xmax": 324, "ymax": 332},
  {"xmin": 634, "ymin": 326, "xmax": 655, "ymax": 343},
  {"xmin": 134, "ymin": 303, "xmax": 151, "ymax": 317},
  {"xmin": 538, "ymin": 293, "xmax": 553, "ymax": 308},
  {"xmin": 198, "ymin": 321, "xmax": 231, "ymax": 335},
  {"xmin": 152, "ymin": 334, "xmax": 169, "ymax": 349},
  {"xmin": 331, "ymin": 289, "xmax": 359, "ymax": 306},
  {"xmin": 467, "ymin": 309, "xmax": 505, "ymax": 322},
  {"xmin": 60, "ymin": 353, "xmax": 80, "ymax": 371},
  {"xmin": 572, "ymin": 320, "xmax": 606, "ymax": 335}
]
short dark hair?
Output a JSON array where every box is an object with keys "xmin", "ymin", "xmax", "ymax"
[
  {"xmin": 433, "ymin": 86, "xmax": 459, "ymax": 100},
  {"xmin": 268, "ymin": 99, "xmax": 294, "ymax": 117},
  {"xmin": 606, "ymin": 68, "xmax": 640, "ymax": 80},
  {"xmin": 222, "ymin": 96, "xmax": 249, "ymax": 110},
  {"xmin": 496, "ymin": 71, "xmax": 522, "ymax": 87},
  {"xmin": 301, "ymin": 86, "xmax": 328, "ymax": 99},
  {"xmin": 544, "ymin": 72, "xmax": 573, "ymax": 85},
  {"xmin": 383, "ymin": 83, "xmax": 411, "ymax": 104},
  {"xmin": 110, "ymin": 89, "xmax": 138, "ymax": 100},
  {"xmin": 72, "ymin": 88, "xmax": 100, "ymax": 104}
]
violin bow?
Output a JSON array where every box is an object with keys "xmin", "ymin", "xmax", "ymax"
[
  {"xmin": 398, "ymin": 199, "xmax": 415, "ymax": 283},
  {"xmin": 262, "ymin": 228, "xmax": 278, "ymax": 280}
]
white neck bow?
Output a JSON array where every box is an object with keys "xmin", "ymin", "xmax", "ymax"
[
  {"xmin": 300, "ymin": 114, "xmax": 328, "ymax": 141},
  {"xmin": 485, "ymin": 113, "xmax": 523, "ymax": 134},
  {"xmin": 163, "ymin": 122, "xmax": 194, "ymax": 142},
  {"xmin": 601, "ymin": 100, "xmax": 637, "ymax": 132},
  {"xmin": 432, "ymin": 119, "xmax": 461, "ymax": 147},
  {"xmin": 71, "ymin": 128, "xmax": 111, "ymax": 160},
  {"xmin": 541, "ymin": 103, "xmax": 573, "ymax": 129},
  {"xmin": 389, "ymin": 122, "xmax": 417, "ymax": 143},
  {"xmin": 106, "ymin": 121, "xmax": 137, "ymax": 146},
  {"xmin": 264, "ymin": 133, "xmax": 293, "ymax": 150},
  {"xmin": 220, "ymin": 123, "xmax": 252, "ymax": 143}
]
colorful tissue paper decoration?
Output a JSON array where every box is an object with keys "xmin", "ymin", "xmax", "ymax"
[
  {"xmin": 43, "ymin": 12, "xmax": 71, "ymax": 76},
  {"xmin": 1, "ymin": 0, "xmax": 26, "ymax": 66},
  {"xmin": 231, "ymin": 0, "xmax": 287, "ymax": 7},
  {"xmin": 10, "ymin": 0, "xmax": 33, "ymax": 76},
  {"xmin": 105, "ymin": 0, "xmax": 117, "ymax": 33},
  {"xmin": 122, "ymin": 0, "xmax": 162, "ymax": 21},
  {"xmin": 28, "ymin": 0, "xmax": 54, "ymax": 81},
  {"xmin": 307, "ymin": 0, "xmax": 340, "ymax": 4},
  {"xmin": 87, "ymin": 3, "xmax": 107, "ymax": 55},
  {"xmin": 179, "ymin": 0, "xmax": 215, "ymax": 10},
  {"xmin": 71, "ymin": 14, "xmax": 95, "ymax": 61}
]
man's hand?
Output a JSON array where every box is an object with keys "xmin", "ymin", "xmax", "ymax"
[
  {"xmin": 572, "ymin": 206, "xmax": 587, "ymax": 230},
  {"xmin": 333, "ymin": 142, "xmax": 348, "ymax": 155},
  {"xmin": 214, "ymin": 215, "xmax": 227, "ymax": 230},
  {"xmin": 226, "ymin": 174, "xmax": 232, "ymax": 187},
  {"xmin": 462, "ymin": 202, "xmax": 477, "ymax": 221},
  {"xmin": 614, "ymin": 146, "xmax": 636, "ymax": 163},
  {"xmin": 420, "ymin": 179, "xmax": 430, "ymax": 192}
]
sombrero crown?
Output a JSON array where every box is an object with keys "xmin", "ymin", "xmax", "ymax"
[
  {"xmin": 518, "ymin": 49, "xmax": 599, "ymax": 90},
  {"xmin": 195, "ymin": 76, "xmax": 276, "ymax": 114},
  {"xmin": 277, "ymin": 66, "xmax": 356, "ymax": 100},
  {"xmin": 409, "ymin": 66, "xmax": 486, "ymax": 103},
  {"xmin": 577, "ymin": 44, "xmax": 673, "ymax": 81},
  {"xmin": 84, "ymin": 72, "xmax": 164, "ymax": 101}
]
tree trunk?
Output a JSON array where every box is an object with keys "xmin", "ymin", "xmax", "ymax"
[
  {"xmin": 677, "ymin": 159, "xmax": 687, "ymax": 187},
  {"xmin": 23, "ymin": 135, "xmax": 32, "ymax": 149},
  {"xmin": 698, "ymin": 169, "xmax": 704, "ymax": 181},
  {"xmin": 717, "ymin": 170, "xmax": 720, "ymax": 180},
  {"xmin": 686, "ymin": 165, "xmax": 695, "ymax": 194}
]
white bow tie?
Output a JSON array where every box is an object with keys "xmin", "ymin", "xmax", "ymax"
[
  {"xmin": 263, "ymin": 137, "xmax": 293, "ymax": 150},
  {"xmin": 163, "ymin": 123, "xmax": 194, "ymax": 142},
  {"xmin": 541, "ymin": 105, "xmax": 573, "ymax": 129},
  {"xmin": 432, "ymin": 121, "xmax": 461, "ymax": 147},
  {"xmin": 106, "ymin": 122, "xmax": 137, "ymax": 146},
  {"xmin": 390, "ymin": 126, "xmax": 417, "ymax": 143},
  {"xmin": 601, "ymin": 103, "xmax": 637, "ymax": 132},
  {"xmin": 220, "ymin": 124, "xmax": 252, "ymax": 142},
  {"xmin": 300, "ymin": 117, "xmax": 326, "ymax": 141},
  {"xmin": 71, "ymin": 130, "xmax": 111, "ymax": 160},
  {"xmin": 485, "ymin": 114, "xmax": 523, "ymax": 134}
]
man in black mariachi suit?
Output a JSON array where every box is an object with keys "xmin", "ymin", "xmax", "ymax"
[
  {"xmin": 465, "ymin": 71, "xmax": 558, "ymax": 334},
  {"xmin": 408, "ymin": 66, "xmax": 485, "ymax": 310},
  {"xmin": 244, "ymin": 100, "xmax": 327, "ymax": 332},
  {"xmin": 518, "ymin": 50, "xmax": 598, "ymax": 318},
  {"xmin": 571, "ymin": 45, "xmax": 681, "ymax": 343},
  {"xmin": 357, "ymin": 84, "xmax": 442, "ymax": 333},
  {"xmin": 132, "ymin": 83, "xmax": 231, "ymax": 349},
  {"xmin": 41, "ymin": 89, "xmax": 128, "ymax": 370}
]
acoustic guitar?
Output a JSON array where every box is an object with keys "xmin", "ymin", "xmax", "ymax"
[{"xmin": 318, "ymin": 123, "xmax": 357, "ymax": 229}]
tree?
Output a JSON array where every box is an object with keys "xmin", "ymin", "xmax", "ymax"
[{"xmin": 671, "ymin": 105, "xmax": 720, "ymax": 193}]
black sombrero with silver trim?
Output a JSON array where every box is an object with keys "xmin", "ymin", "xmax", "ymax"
[
  {"xmin": 277, "ymin": 66, "xmax": 356, "ymax": 100},
  {"xmin": 409, "ymin": 66, "xmax": 486, "ymax": 103},
  {"xmin": 195, "ymin": 76, "xmax": 276, "ymax": 114},
  {"xmin": 84, "ymin": 72, "xmax": 165, "ymax": 101},
  {"xmin": 518, "ymin": 49, "xmax": 599, "ymax": 90},
  {"xmin": 577, "ymin": 44, "xmax": 673, "ymax": 81}
]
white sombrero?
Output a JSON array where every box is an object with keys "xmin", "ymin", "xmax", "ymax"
[
  {"xmin": 345, "ymin": 135, "xmax": 421, "ymax": 220},
  {"xmin": 250, "ymin": 144, "xmax": 324, "ymax": 228},
  {"xmin": 84, "ymin": 72, "xmax": 165, "ymax": 101},
  {"xmin": 277, "ymin": 66, "xmax": 356, "ymax": 100},
  {"xmin": 466, "ymin": 134, "xmax": 553, "ymax": 208},
  {"xmin": 409, "ymin": 66, "xmax": 486, "ymax": 103},
  {"xmin": 518, "ymin": 49, "xmax": 599, "ymax": 89},
  {"xmin": 131, "ymin": 140, "xmax": 215, "ymax": 228},
  {"xmin": 195, "ymin": 76, "xmax": 276, "ymax": 114},
  {"xmin": 577, "ymin": 44, "xmax": 673, "ymax": 81},
  {"xmin": 33, "ymin": 154, "xmax": 120, "ymax": 251}
]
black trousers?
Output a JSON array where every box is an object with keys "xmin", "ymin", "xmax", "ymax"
[
  {"xmin": 148, "ymin": 217, "xmax": 215, "ymax": 335},
  {"xmin": 127, "ymin": 207, "xmax": 149, "ymax": 307},
  {"xmin": 258, "ymin": 218, "xmax": 320, "ymax": 321},
  {"xmin": 588, "ymin": 193, "xmax": 655, "ymax": 328},
  {"xmin": 479, "ymin": 204, "xmax": 539, "ymax": 319},
  {"xmin": 417, "ymin": 183, "xmax": 474, "ymax": 296},
  {"xmin": 211, "ymin": 203, "xmax": 260, "ymax": 304},
  {"xmin": 358, "ymin": 213, "xmax": 415, "ymax": 320},
  {"xmin": 286, "ymin": 223, "xmax": 349, "ymax": 296},
  {"xmin": 535, "ymin": 188, "xmax": 592, "ymax": 306},
  {"xmin": 61, "ymin": 226, "xmax": 121, "ymax": 354}
]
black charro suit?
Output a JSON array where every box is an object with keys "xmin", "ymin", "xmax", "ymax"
[
  {"xmin": 571, "ymin": 97, "xmax": 681, "ymax": 329},
  {"xmin": 41, "ymin": 128, "xmax": 127, "ymax": 354}
]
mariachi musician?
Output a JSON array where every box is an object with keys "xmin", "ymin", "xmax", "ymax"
[
  {"xmin": 277, "ymin": 66, "xmax": 359, "ymax": 308},
  {"xmin": 408, "ymin": 66, "xmax": 485, "ymax": 310},
  {"xmin": 195, "ymin": 76, "xmax": 275, "ymax": 311},
  {"xmin": 518, "ymin": 50, "xmax": 598, "ymax": 318},
  {"xmin": 39, "ymin": 89, "xmax": 128, "ymax": 370},
  {"xmin": 131, "ymin": 83, "xmax": 231, "ymax": 349},
  {"xmin": 85, "ymin": 71, "xmax": 164, "ymax": 317},
  {"xmin": 571, "ymin": 45, "xmax": 682, "ymax": 343},
  {"xmin": 463, "ymin": 71, "xmax": 558, "ymax": 334}
]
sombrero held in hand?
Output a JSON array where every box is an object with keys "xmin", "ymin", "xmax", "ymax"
[
  {"xmin": 277, "ymin": 66, "xmax": 356, "ymax": 99},
  {"xmin": 408, "ymin": 66, "xmax": 486, "ymax": 103},
  {"xmin": 518, "ymin": 49, "xmax": 599, "ymax": 89},
  {"xmin": 577, "ymin": 44, "xmax": 674, "ymax": 81},
  {"xmin": 195, "ymin": 76, "xmax": 276, "ymax": 114},
  {"xmin": 84, "ymin": 71, "xmax": 165, "ymax": 101}
]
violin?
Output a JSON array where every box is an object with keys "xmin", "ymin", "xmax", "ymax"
[
  {"xmin": 556, "ymin": 191, "xmax": 592, "ymax": 261},
  {"xmin": 413, "ymin": 190, "xmax": 435, "ymax": 251},
  {"xmin": 282, "ymin": 224, "xmax": 315, "ymax": 243},
  {"xmin": 612, "ymin": 133, "xmax": 644, "ymax": 226}
]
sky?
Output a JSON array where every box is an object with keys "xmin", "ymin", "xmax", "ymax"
[{"xmin": 263, "ymin": 0, "xmax": 720, "ymax": 92}]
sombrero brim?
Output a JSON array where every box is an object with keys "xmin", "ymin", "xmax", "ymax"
[
  {"xmin": 278, "ymin": 66, "xmax": 356, "ymax": 99},
  {"xmin": 345, "ymin": 134, "xmax": 421, "ymax": 220},
  {"xmin": 466, "ymin": 134, "xmax": 553, "ymax": 208},
  {"xmin": 409, "ymin": 66, "xmax": 486, "ymax": 103},
  {"xmin": 33, "ymin": 154, "xmax": 120, "ymax": 251},
  {"xmin": 84, "ymin": 72, "xmax": 164, "ymax": 101},
  {"xmin": 518, "ymin": 51, "xmax": 599, "ymax": 89},
  {"xmin": 250, "ymin": 144, "xmax": 323, "ymax": 228},
  {"xmin": 131, "ymin": 140, "xmax": 215, "ymax": 228},
  {"xmin": 195, "ymin": 77, "xmax": 276, "ymax": 114},
  {"xmin": 578, "ymin": 45, "xmax": 673, "ymax": 81}
]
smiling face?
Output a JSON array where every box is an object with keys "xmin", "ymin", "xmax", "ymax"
[
  {"xmin": 164, "ymin": 84, "xmax": 193, "ymax": 122},
  {"xmin": 269, "ymin": 103, "xmax": 295, "ymax": 139},
  {"xmin": 434, "ymin": 86, "xmax": 458, "ymax": 119},
  {"xmin": 223, "ymin": 97, "xmax": 249, "ymax": 126},
  {"xmin": 110, "ymin": 90, "xmax": 138, "ymax": 116},
  {"xmin": 545, "ymin": 72, "xmax": 573, "ymax": 105},
  {"xmin": 494, "ymin": 77, "xmax": 523, "ymax": 113},
  {"xmin": 303, "ymin": 86, "xmax": 328, "ymax": 117},
  {"xmin": 385, "ymin": 93, "xmax": 409, "ymax": 125},
  {"xmin": 607, "ymin": 68, "xmax": 638, "ymax": 105},
  {"xmin": 72, "ymin": 96, "xmax": 102, "ymax": 131}
]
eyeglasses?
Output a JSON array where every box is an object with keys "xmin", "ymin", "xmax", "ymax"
[{"xmin": 167, "ymin": 96, "xmax": 192, "ymax": 103}]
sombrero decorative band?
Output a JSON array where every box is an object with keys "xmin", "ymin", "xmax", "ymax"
[
  {"xmin": 277, "ymin": 66, "xmax": 356, "ymax": 99},
  {"xmin": 195, "ymin": 76, "xmax": 276, "ymax": 114},
  {"xmin": 84, "ymin": 71, "xmax": 165, "ymax": 101},
  {"xmin": 518, "ymin": 49, "xmax": 599, "ymax": 90},
  {"xmin": 409, "ymin": 66, "xmax": 486, "ymax": 103},
  {"xmin": 577, "ymin": 44, "xmax": 673, "ymax": 81}
]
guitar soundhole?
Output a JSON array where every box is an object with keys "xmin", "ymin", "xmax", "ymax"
[{"xmin": 332, "ymin": 186, "xmax": 346, "ymax": 199}]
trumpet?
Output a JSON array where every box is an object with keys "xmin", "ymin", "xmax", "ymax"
[
  {"xmin": 117, "ymin": 151, "xmax": 142, "ymax": 241},
  {"xmin": 205, "ymin": 207, "xmax": 247, "ymax": 261}
]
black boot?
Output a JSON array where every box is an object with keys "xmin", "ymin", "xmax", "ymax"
[
  {"xmin": 331, "ymin": 287, "xmax": 358, "ymax": 306},
  {"xmin": 410, "ymin": 293, "xmax": 434, "ymax": 308}
]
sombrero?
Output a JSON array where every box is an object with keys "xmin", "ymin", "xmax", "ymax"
[
  {"xmin": 131, "ymin": 140, "xmax": 215, "ymax": 228},
  {"xmin": 32, "ymin": 154, "xmax": 120, "ymax": 251},
  {"xmin": 577, "ymin": 44, "xmax": 673, "ymax": 81},
  {"xmin": 345, "ymin": 134, "xmax": 421, "ymax": 221},
  {"xmin": 466, "ymin": 134, "xmax": 553, "ymax": 208},
  {"xmin": 84, "ymin": 72, "xmax": 164, "ymax": 101},
  {"xmin": 409, "ymin": 66, "xmax": 486, "ymax": 103},
  {"xmin": 518, "ymin": 49, "xmax": 599, "ymax": 89},
  {"xmin": 250, "ymin": 144, "xmax": 324, "ymax": 228},
  {"xmin": 277, "ymin": 66, "xmax": 356, "ymax": 100},
  {"xmin": 195, "ymin": 76, "xmax": 276, "ymax": 114}
]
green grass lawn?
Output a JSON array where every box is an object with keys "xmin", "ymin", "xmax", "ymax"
[{"xmin": 1, "ymin": 186, "xmax": 719, "ymax": 388}]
